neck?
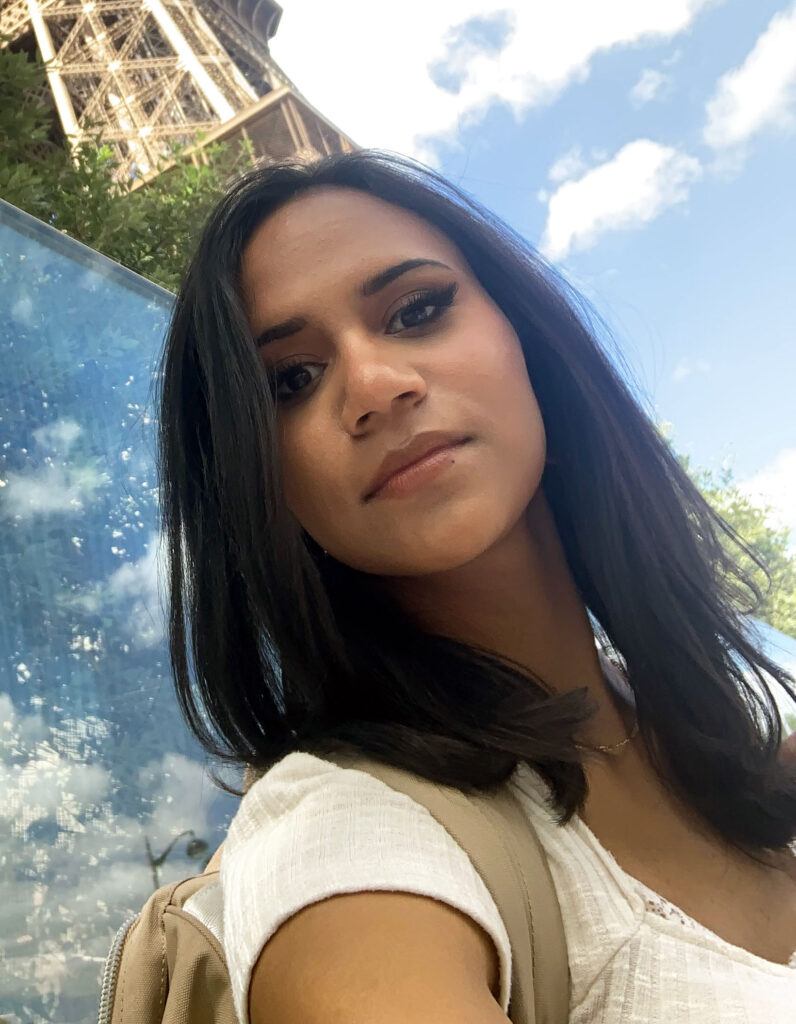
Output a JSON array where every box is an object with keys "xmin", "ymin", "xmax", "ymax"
[{"xmin": 384, "ymin": 488, "xmax": 635, "ymax": 748}]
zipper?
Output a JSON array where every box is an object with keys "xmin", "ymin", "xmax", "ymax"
[{"xmin": 97, "ymin": 913, "xmax": 139, "ymax": 1024}]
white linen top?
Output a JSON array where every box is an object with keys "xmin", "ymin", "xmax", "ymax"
[{"xmin": 201, "ymin": 751, "xmax": 796, "ymax": 1024}]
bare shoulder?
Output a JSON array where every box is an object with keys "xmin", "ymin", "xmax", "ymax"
[{"xmin": 248, "ymin": 889, "xmax": 509, "ymax": 1024}]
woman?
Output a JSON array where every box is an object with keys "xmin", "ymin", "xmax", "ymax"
[{"xmin": 158, "ymin": 150, "xmax": 796, "ymax": 1023}]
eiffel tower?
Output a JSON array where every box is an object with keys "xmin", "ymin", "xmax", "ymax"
[{"xmin": 0, "ymin": 0, "xmax": 353, "ymax": 181}]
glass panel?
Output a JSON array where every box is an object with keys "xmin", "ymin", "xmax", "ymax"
[{"xmin": 0, "ymin": 199, "xmax": 238, "ymax": 1024}]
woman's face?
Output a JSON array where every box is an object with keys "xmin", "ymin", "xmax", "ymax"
[{"xmin": 239, "ymin": 186, "xmax": 546, "ymax": 577}]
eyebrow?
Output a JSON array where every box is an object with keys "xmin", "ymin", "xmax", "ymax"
[{"xmin": 253, "ymin": 258, "xmax": 453, "ymax": 348}]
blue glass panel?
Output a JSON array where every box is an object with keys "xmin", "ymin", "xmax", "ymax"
[{"xmin": 0, "ymin": 199, "xmax": 238, "ymax": 1024}]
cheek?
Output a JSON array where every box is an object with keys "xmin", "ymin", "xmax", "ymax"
[
  {"xmin": 279, "ymin": 423, "xmax": 345, "ymax": 534},
  {"xmin": 463, "ymin": 318, "xmax": 541, "ymax": 431},
  {"xmin": 280, "ymin": 433, "xmax": 318, "ymax": 514},
  {"xmin": 473, "ymin": 325, "xmax": 546, "ymax": 484}
]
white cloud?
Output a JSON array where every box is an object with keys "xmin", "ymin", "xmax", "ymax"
[
  {"xmin": 138, "ymin": 752, "xmax": 216, "ymax": 836},
  {"xmin": 672, "ymin": 356, "xmax": 711, "ymax": 382},
  {"xmin": 548, "ymin": 145, "xmax": 588, "ymax": 183},
  {"xmin": 271, "ymin": 0, "xmax": 722, "ymax": 158},
  {"xmin": 0, "ymin": 418, "xmax": 109, "ymax": 519},
  {"xmin": 630, "ymin": 68, "xmax": 673, "ymax": 107},
  {"xmin": 0, "ymin": 699, "xmax": 113, "ymax": 834},
  {"xmin": 740, "ymin": 447, "xmax": 796, "ymax": 539},
  {"xmin": 107, "ymin": 531, "xmax": 166, "ymax": 647},
  {"xmin": 59, "ymin": 531, "xmax": 167, "ymax": 649},
  {"xmin": 107, "ymin": 531, "xmax": 161, "ymax": 604},
  {"xmin": 540, "ymin": 139, "xmax": 702, "ymax": 260},
  {"xmin": 704, "ymin": 2, "xmax": 796, "ymax": 149},
  {"xmin": 0, "ymin": 695, "xmax": 228, "ymax": 1014},
  {"xmin": 11, "ymin": 293, "xmax": 34, "ymax": 325},
  {"xmin": 0, "ymin": 463, "xmax": 109, "ymax": 518},
  {"xmin": 33, "ymin": 418, "xmax": 82, "ymax": 453}
]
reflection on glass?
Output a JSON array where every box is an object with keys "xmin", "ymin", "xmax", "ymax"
[{"xmin": 0, "ymin": 199, "xmax": 237, "ymax": 1024}]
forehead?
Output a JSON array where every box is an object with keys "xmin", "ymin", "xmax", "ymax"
[{"xmin": 239, "ymin": 186, "xmax": 464, "ymax": 314}]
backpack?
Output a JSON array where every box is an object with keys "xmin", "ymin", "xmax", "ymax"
[{"xmin": 98, "ymin": 753, "xmax": 570, "ymax": 1024}]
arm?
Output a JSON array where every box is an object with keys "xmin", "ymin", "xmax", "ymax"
[{"xmin": 248, "ymin": 889, "xmax": 511, "ymax": 1024}]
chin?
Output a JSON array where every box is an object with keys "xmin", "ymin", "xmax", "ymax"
[{"xmin": 350, "ymin": 525, "xmax": 501, "ymax": 578}]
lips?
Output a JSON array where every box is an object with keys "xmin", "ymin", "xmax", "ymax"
[{"xmin": 363, "ymin": 430, "xmax": 471, "ymax": 501}]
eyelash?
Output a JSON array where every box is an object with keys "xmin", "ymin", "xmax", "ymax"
[{"xmin": 267, "ymin": 282, "xmax": 459, "ymax": 404}]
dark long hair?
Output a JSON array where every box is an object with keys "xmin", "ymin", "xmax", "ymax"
[{"xmin": 157, "ymin": 149, "xmax": 796, "ymax": 855}]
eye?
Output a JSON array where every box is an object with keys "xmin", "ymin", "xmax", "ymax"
[
  {"xmin": 264, "ymin": 282, "xmax": 459, "ymax": 405},
  {"xmin": 385, "ymin": 283, "xmax": 458, "ymax": 335},
  {"xmin": 267, "ymin": 357, "xmax": 323, "ymax": 403}
]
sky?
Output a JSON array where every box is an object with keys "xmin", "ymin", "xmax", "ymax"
[{"xmin": 268, "ymin": 0, "xmax": 796, "ymax": 543}]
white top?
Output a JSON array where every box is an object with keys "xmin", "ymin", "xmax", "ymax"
[{"xmin": 203, "ymin": 751, "xmax": 796, "ymax": 1024}]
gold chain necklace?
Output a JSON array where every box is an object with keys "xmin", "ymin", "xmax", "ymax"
[
  {"xmin": 574, "ymin": 656, "xmax": 639, "ymax": 755},
  {"xmin": 574, "ymin": 717, "xmax": 639, "ymax": 755}
]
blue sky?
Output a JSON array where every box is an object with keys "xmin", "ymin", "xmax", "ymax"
[{"xmin": 271, "ymin": 0, "xmax": 796, "ymax": 540}]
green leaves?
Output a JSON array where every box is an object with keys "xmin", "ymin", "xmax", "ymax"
[
  {"xmin": 692, "ymin": 463, "xmax": 796, "ymax": 639},
  {"xmin": 0, "ymin": 47, "xmax": 255, "ymax": 292}
]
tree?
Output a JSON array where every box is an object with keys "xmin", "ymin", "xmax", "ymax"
[
  {"xmin": 0, "ymin": 44, "xmax": 254, "ymax": 292},
  {"xmin": 679, "ymin": 456, "xmax": 796, "ymax": 639}
]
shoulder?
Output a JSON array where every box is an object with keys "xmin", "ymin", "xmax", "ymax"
[
  {"xmin": 226, "ymin": 750, "xmax": 419, "ymax": 843},
  {"xmin": 220, "ymin": 752, "xmax": 512, "ymax": 1023},
  {"xmin": 224, "ymin": 750, "xmax": 478, "ymax": 866}
]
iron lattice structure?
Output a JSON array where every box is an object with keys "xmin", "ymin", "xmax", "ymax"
[{"xmin": 1, "ymin": 0, "xmax": 353, "ymax": 181}]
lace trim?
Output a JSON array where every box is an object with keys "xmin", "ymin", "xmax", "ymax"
[
  {"xmin": 638, "ymin": 882, "xmax": 796, "ymax": 969},
  {"xmin": 642, "ymin": 889, "xmax": 700, "ymax": 930}
]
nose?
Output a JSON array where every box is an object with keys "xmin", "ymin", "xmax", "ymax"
[{"xmin": 337, "ymin": 334, "xmax": 428, "ymax": 434}]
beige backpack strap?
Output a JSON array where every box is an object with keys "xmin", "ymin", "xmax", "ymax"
[
  {"xmin": 161, "ymin": 875, "xmax": 236, "ymax": 1024},
  {"xmin": 108, "ymin": 874, "xmax": 236, "ymax": 1024},
  {"xmin": 326, "ymin": 754, "xmax": 570, "ymax": 1024},
  {"xmin": 108, "ymin": 880, "xmax": 183, "ymax": 1023},
  {"xmin": 467, "ymin": 779, "xmax": 570, "ymax": 1024}
]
